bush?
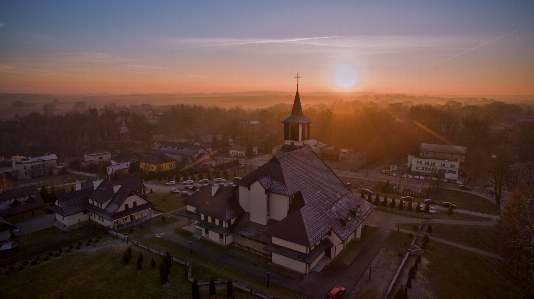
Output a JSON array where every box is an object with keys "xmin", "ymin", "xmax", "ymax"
[
  {"xmin": 407, "ymin": 202, "xmax": 413, "ymax": 212},
  {"xmin": 424, "ymin": 203, "xmax": 430, "ymax": 213},
  {"xmin": 69, "ymin": 245, "xmax": 73, "ymax": 249},
  {"xmin": 423, "ymin": 233, "xmax": 430, "ymax": 243},
  {"xmin": 150, "ymin": 189, "xmax": 153, "ymax": 194},
  {"xmin": 427, "ymin": 224, "xmax": 433, "ymax": 233},
  {"xmin": 30, "ymin": 260, "xmax": 37, "ymax": 266},
  {"xmin": 162, "ymin": 196, "xmax": 167, "ymax": 202},
  {"xmin": 421, "ymin": 241, "xmax": 427, "ymax": 249},
  {"xmin": 227, "ymin": 279, "xmax": 233, "ymax": 297},
  {"xmin": 19, "ymin": 265, "xmax": 24, "ymax": 271},
  {"xmin": 76, "ymin": 245, "xmax": 81, "ymax": 250},
  {"xmin": 44, "ymin": 256, "xmax": 49, "ymax": 261},
  {"xmin": 408, "ymin": 233, "xmax": 413, "ymax": 238},
  {"xmin": 48, "ymin": 252, "xmax": 53, "ymax": 257},
  {"xmin": 413, "ymin": 224, "xmax": 418, "ymax": 231},
  {"xmin": 407, "ymin": 276, "xmax": 412, "ymax": 288},
  {"xmin": 58, "ymin": 248, "xmax": 63, "ymax": 253},
  {"xmin": 151, "ymin": 257, "xmax": 156, "ymax": 268},
  {"xmin": 159, "ymin": 260, "xmax": 169, "ymax": 283},
  {"xmin": 408, "ymin": 266, "xmax": 416, "ymax": 279},
  {"xmin": 127, "ymin": 248, "xmax": 132, "ymax": 255},
  {"xmin": 389, "ymin": 197, "xmax": 396, "ymax": 208},
  {"xmin": 35, "ymin": 256, "xmax": 40, "ymax": 261},
  {"xmin": 9, "ymin": 265, "xmax": 14, "ymax": 271},
  {"xmin": 54, "ymin": 253, "xmax": 61, "ymax": 257},
  {"xmin": 78, "ymin": 241, "xmax": 82, "ymax": 246},
  {"xmin": 192, "ymin": 279, "xmax": 201, "ymax": 299},
  {"xmin": 416, "ymin": 255, "xmax": 421, "ymax": 264},
  {"xmin": 23, "ymin": 260, "xmax": 29, "ymax": 266},
  {"xmin": 415, "ymin": 203, "xmax": 421, "ymax": 213},
  {"xmin": 4, "ymin": 271, "xmax": 9, "ymax": 276},
  {"xmin": 66, "ymin": 249, "xmax": 71, "ymax": 253},
  {"xmin": 162, "ymin": 216, "xmax": 166, "ymax": 222},
  {"xmin": 398, "ymin": 200, "xmax": 404, "ymax": 210},
  {"xmin": 123, "ymin": 251, "xmax": 132, "ymax": 264},
  {"xmin": 209, "ymin": 279, "xmax": 216, "ymax": 296},
  {"xmin": 136, "ymin": 252, "xmax": 144, "ymax": 270},
  {"xmin": 446, "ymin": 206, "xmax": 454, "ymax": 215}
]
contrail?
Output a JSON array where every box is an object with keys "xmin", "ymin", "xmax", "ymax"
[
  {"xmin": 177, "ymin": 36, "xmax": 338, "ymax": 49},
  {"xmin": 441, "ymin": 28, "xmax": 522, "ymax": 62}
]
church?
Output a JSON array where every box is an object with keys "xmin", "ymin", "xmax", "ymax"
[{"xmin": 181, "ymin": 79, "xmax": 374, "ymax": 274}]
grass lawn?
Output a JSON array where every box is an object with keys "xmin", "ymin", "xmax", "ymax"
[
  {"xmin": 174, "ymin": 228, "xmax": 194, "ymax": 238},
  {"xmin": 146, "ymin": 193, "xmax": 184, "ymax": 213},
  {"xmin": 374, "ymin": 206, "xmax": 491, "ymax": 222},
  {"xmin": 143, "ymin": 237, "xmax": 307, "ymax": 299},
  {"xmin": 422, "ymin": 188, "xmax": 498, "ymax": 215},
  {"xmin": 0, "ymin": 236, "xmax": 256, "ymax": 299},
  {"xmin": 429, "ymin": 223, "xmax": 497, "ymax": 253},
  {"xmin": 148, "ymin": 216, "xmax": 180, "ymax": 227},
  {"xmin": 337, "ymin": 227, "xmax": 378, "ymax": 265},
  {"xmin": 385, "ymin": 231, "xmax": 413, "ymax": 249},
  {"xmin": 198, "ymin": 239, "xmax": 304, "ymax": 281},
  {"xmin": 425, "ymin": 241, "xmax": 534, "ymax": 299}
]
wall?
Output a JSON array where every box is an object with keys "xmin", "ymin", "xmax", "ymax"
[
  {"xmin": 272, "ymin": 237, "xmax": 307, "ymax": 253},
  {"xmin": 238, "ymin": 186, "xmax": 250, "ymax": 213},
  {"xmin": 269, "ymin": 193, "xmax": 289, "ymax": 221},
  {"xmin": 249, "ymin": 181, "xmax": 268, "ymax": 225},
  {"xmin": 272, "ymin": 253, "xmax": 306, "ymax": 273},
  {"xmin": 115, "ymin": 194, "xmax": 148, "ymax": 213},
  {"xmin": 84, "ymin": 152, "xmax": 111, "ymax": 163}
]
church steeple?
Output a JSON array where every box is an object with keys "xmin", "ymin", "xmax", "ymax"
[{"xmin": 281, "ymin": 73, "xmax": 312, "ymax": 146}]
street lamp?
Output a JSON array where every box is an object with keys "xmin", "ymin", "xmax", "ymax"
[
  {"xmin": 397, "ymin": 221, "xmax": 400, "ymax": 233},
  {"xmin": 190, "ymin": 240, "xmax": 192, "ymax": 255},
  {"xmin": 267, "ymin": 271, "xmax": 270, "ymax": 288}
]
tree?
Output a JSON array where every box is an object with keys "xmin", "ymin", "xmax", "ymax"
[
  {"xmin": 136, "ymin": 252, "xmax": 143, "ymax": 270},
  {"xmin": 374, "ymin": 193, "xmax": 380, "ymax": 206},
  {"xmin": 227, "ymin": 279, "xmax": 233, "ymax": 297},
  {"xmin": 191, "ymin": 279, "xmax": 200, "ymax": 299},
  {"xmin": 415, "ymin": 202, "xmax": 421, "ymax": 213},
  {"xmin": 495, "ymin": 181, "xmax": 534, "ymax": 278},
  {"xmin": 424, "ymin": 202, "xmax": 430, "ymax": 213},
  {"xmin": 123, "ymin": 250, "xmax": 131, "ymax": 264},
  {"xmin": 381, "ymin": 194, "xmax": 387, "ymax": 207},
  {"xmin": 40, "ymin": 187, "xmax": 50, "ymax": 203},
  {"xmin": 209, "ymin": 279, "xmax": 216, "ymax": 296},
  {"xmin": 407, "ymin": 201, "xmax": 413, "ymax": 212},
  {"xmin": 159, "ymin": 260, "xmax": 169, "ymax": 283},
  {"xmin": 150, "ymin": 257, "xmax": 156, "ymax": 268},
  {"xmin": 427, "ymin": 224, "xmax": 433, "ymax": 234},
  {"xmin": 484, "ymin": 150, "xmax": 512, "ymax": 211},
  {"xmin": 446, "ymin": 206, "xmax": 454, "ymax": 215},
  {"xmin": 390, "ymin": 196, "xmax": 396, "ymax": 208},
  {"xmin": 398, "ymin": 200, "xmax": 405, "ymax": 210}
]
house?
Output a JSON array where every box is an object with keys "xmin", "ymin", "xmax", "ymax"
[
  {"xmin": 407, "ymin": 155, "xmax": 460, "ymax": 180},
  {"xmin": 12, "ymin": 154, "xmax": 58, "ymax": 180},
  {"xmin": 140, "ymin": 152, "xmax": 176, "ymax": 173},
  {"xmin": 49, "ymin": 176, "xmax": 153, "ymax": 229},
  {"xmin": 0, "ymin": 186, "xmax": 45, "ymax": 223},
  {"xmin": 178, "ymin": 83, "xmax": 373, "ymax": 274},
  {"xmin": 0, "ymin": 216, "xmax": 14, "ymax": 240},
  {"xmin": 107, "ymin": 163, "xmax": 130, "ymax": 176},
  {"xmin": 152, "ymin": 141, "xmax": 216, "ymax": 169},
  {"xmin": 181, "ymin": 184, "xmax": 244, "ymax": 246},
  {"xmin": 83, "ymin": 150, "xmax": 111, "ymax": 164},
  {"xmin": 230, "ymin": 145, "xmax": 247, "ymax": 157},
  {"xmin": 419, "ymin": 143, "xmax": 467, "ymax": 163}
]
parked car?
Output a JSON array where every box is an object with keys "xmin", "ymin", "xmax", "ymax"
[
  {"xmin": 214, "ymin": 178, "xmax": 226, "ymax": 182},
  {"xmin": 165, "ymin": 181, "xmax": 176, "ymax": 186},
  {"xmin": 442, "ymin": 202, "xmax": 457, "ymax": 209},
  {"xmin": 429, "ymin": 207, "xmax": 436, "ymax": 214},
  {"xmin": 327, "ymin": 285, "xmax": 346, "ymax": 299},
  {"xmin": 198, "ymin": 179, "xmax": 209, "ymax": 184},
  {"xmin": 184, "ymin": 185, "xmax": 193, "ymax": 190},
  {"xmin": 170, "ymin": 188, "xmax": 180, "ymax": 194},
  {"xmin": 0, "ymin": 241, "xmax": 19, "ymax": 251},
  {"xmin": 183, "ymin": 180, "xmax": 194, "ymax": 184},
  {"xmin": 424, "ymin": 198, "xmax": 436, "ymax": 204},
  {"xmin": 360, "ymin": 188, "xmax": 372, "ymax": 195},
  {"xmin": 181, "ymin": 191, "xmax": 192, "ymax": 196},
  {"xmin": 233, "ymin": 177, "xmax": 241, "ymax": 182},
  {"xmin": 404, "ymin": 196, "xmax": 413, "ymax": 202},
  {"xmin": 412, "ymin": 202, "xmax": 423, "ymax": 210}
]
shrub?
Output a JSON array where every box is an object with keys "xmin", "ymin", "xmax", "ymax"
[
  {"xmin": 162, "ymin": 196, "xmax": 167, "ymax": 202},
  {"xmin": 86, "ymin": 242, "xmax": 90, "ymax": 246},
  {"xmin": 66, "ymin": 249, "xmax": 71, "ymax": 253},
  {"xmin": 150, "ymin": 189, "xmax": 153, "ymax": 194},
  {"xmin": 76, "ymin": 245, "xmax": 81, "ymax": 250},
  {"xmin": 19, "ymin": 265, "xmax": 24, "ymax": 271},
  {"xmin": 58, "ymin": 248, "xmax": 63, "ymax": 253},
  {"xmin": 123, "ymin": 251, "xmax": 132, "ymax": 264},
  {"xmin": 209, "ymin": 279, "xmax": 216, "ymax": 296},
  {"xmin": 398, "ymin": 200, "xmax": 404, "ymax": 210},
  {"xmin": 421, "ymin": 241, "xmax": 427, "ymax": 249},
  {"xmin": 48, "ymin": 252, "xmax": 53, "ymax": 257},
  {"xmin": 374, "ymin": 194, "xmax": 380, "ymax": 206},
  {"xmin": 413, "ymin": 224, "xmax": 418, "ymax": 231},
  {"xmin": 23, "ymin": 260, "xmax": 29, "ymax": 266},
  {"xmin": 35, "ymin": 256, "xmax": 40, "ymax": 261},
  {"xmin": 136, "ymin": 252, "xmax": 143, "ymax": 270},
  {"xmin": 129, "ymin": 227, "xmax": 135, "ymax": 234},
  {"xmin": 54, "ymin": 253, "xmax": 61, "ymax": 257},
  {"xmin": 4, "ymin": 272, "xmax": 9, "ymax": 276},
  {"xmin": 389, "ymin": 197, "xmax": 396, "ymax": 208},
  {"xmin": 407, "ymin": 202, "xmax": 413, "ymax": 212},
  {"xmin": 423, "ymin": 233, "xmax": 430, "ymax": 243},
  {"xmin": 151, "ymin": 257, "xmax": 156, "ymax": 268},
  {"xmin": 427, "ymin": 224, "xmax": 433, "ymax": 233},
  {"xmin": 416, "ymin": 255, "xmax": 421, "ymax": 264},
  {"xmin": 9, "ymin": 265, "xmax": 14, "ymax": 271},
  {"xmin": 408, "ymin": 233, "xmax": 413, "ymax": 238},
  {"xmin": 78, "ymin": 241, "xmax": 82, "ymax": 246},
  {"xmin": 415, "ymin": 203, "xmax": 421, "ymax": 213},
  {"xmin": 127, "ymin": 248, "xmax": 132, "ymax": 255},
  {"xmin": 164, "ymin": 252, "xmax": 172, "ymax": 273},
  {"xmin": 162, "ymin": 216, "xmax": 166, "ymax": 222},
  {"xmin": 407, "ymin": 277, "xmax": 412, "ymax": 288},
  {"xmin": 446, "ymin": 206, "xmax": 454, "ymax": 215},
  {"xmin": 408, "ymin": 266, "xmax": 416, "ymax": 279},
  {"xmin": 192, "ymin": 279, "xmax": 200, "ymax": 299},
  {"xmin": 44, "ymin": 256, "xmax": 49, "ymax": 261},
  {"xmin": 159, "ymin": 260, "xmax": 169, "ymax": 283},
  {"xmin": 94, "ymin": 239, "xmax": 99, "ymax": 243},
  {"xmin": 424, "ymin": 203, "xmax": 430, "ymax": 213},
  {"xmin": 30, "ymin": 260, "xmax": 37, "ymax": 266},
  {"xmin": 69, "ymin": 245, "xmax": 73, "ymax": 249}
]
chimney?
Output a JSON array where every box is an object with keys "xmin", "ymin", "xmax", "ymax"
[
  {"xmin": 211, "ymin": 184, "xmax": 219, "ymax": 196},
  {"xmin": 75, "ymin": 181, "xmax": 81, "ymax": 191}
]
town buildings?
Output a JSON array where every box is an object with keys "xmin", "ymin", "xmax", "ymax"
[{"xmin": 11, "ymin": 154, "xmax": 58, "ymax": 180}]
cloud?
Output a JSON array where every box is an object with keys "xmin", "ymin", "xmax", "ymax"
[
  {"xmin": 0, "ymin": 65, "xmax": 13, "ymax": 71},
  {"xmin": 0, "ymin": 22, "xmax": 5, "ymax": 28}
]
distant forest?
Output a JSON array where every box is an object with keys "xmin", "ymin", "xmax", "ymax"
[{"xmin": 1, "ymin": 95, "xmax": 534, "ymax": 185}]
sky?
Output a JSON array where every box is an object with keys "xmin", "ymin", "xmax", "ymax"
[{"xmin": 0, "ymin": 1, "xmax": 533, "ymax": 95}]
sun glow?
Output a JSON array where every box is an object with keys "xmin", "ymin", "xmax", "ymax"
[{"xmin": 334, "ymin": 65, "xmax": 358, "ymax": 90}]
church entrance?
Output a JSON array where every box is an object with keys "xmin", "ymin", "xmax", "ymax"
[{"xmin": 325, "ymin": 247, "xmax": 331, "ymax": 257}]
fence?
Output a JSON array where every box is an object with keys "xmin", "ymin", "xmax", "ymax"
[{"xmin": 108, "ymin": 230, "xmax": 278, "ymax": 299}]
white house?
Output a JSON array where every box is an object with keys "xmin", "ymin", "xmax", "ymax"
[
  {"xmin": 230, "ymin": 145, "xmax": 247, "ymax": 157},
  {"xmin": 12, "ymin": 154, "xmax": 58, "ymax": 180},
  {"xmin": 84, "ymin": 150, "xmax": 111, "ymax": 164}
]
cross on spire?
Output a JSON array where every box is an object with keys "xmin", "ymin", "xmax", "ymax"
[{"xmin": 294, "ymin": 73, "xmax": 301, "ymax": 90}]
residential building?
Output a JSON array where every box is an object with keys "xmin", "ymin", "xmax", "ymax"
[
  {"xmin": 152, "ymin": 141, "xmax": 216, "ymax": 169},
  {"xmin": 229, "ymin": 145, "xmax": 247, "ymax": 157},
  {"xmin": 419, "ymin": 143, "xmax": 467, "ymax": 163},
  {"xmin": 12, "ymin": 154, "xmax": 58, "ymax": 180},
  {"xmin": 140, "ymin": 152, "xmax": 176, "ymax": 173},
  {"xmin": 407, "ymin": 155, "xmax": 460, "ymax": 180},
  {"xmin": 50, "ymin": 176, "xmax": 153, "ymax": 229},
  {"xmin": 107, "ymin": 163, "xmax": 130, "ymax": 176},
  {"xmin": 83, "ymin": 150, "xmax": 111, "ymax": 164},
  {"xmin": 0, "ymin": 186, "xmax": 45, "ymax": 223}
]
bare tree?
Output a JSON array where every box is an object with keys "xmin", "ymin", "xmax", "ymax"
[{"xmin": 484, "ymin": 150, "xmax": 512, "ymax": 211}]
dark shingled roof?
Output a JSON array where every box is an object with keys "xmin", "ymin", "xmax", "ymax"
[
  {"xmin": 143, "ymin": 152, "xmax": 175, "ymax": 165},
  {"xmin": 281, "ymin": 90, "xmax": 312, "ymax": 124},
  {"xmin": 183, "ymin": 185, "xmax": 244, "ymax": 221},
  {"xmin": 50, "ymin": 188, "xmax": 93, "ymax": 217},
  {"xmin": 81, "ymin": 177, "xmax": 101, "ymax": 190},
  {"xmin": 87, "ymin": 186, "xmax": 153, "ymax": 221},
  {"xmin": 420, "ymin": 143, "xmax": 467, "ymax": 155},
  {"xmin": 0, "ymin": 186, "xmax": 45, "ymax": 218},
  {"xmin": 240, "ymin": 146, "xmax": 374, "ymax": 247}
]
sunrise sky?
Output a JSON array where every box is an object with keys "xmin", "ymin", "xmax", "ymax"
[{"xmin": 0, "ymin": 1, "xmax": 533, "ymax": 95}]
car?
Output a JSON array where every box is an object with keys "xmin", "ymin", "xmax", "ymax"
[
  {"xmin": 214, "ymin": 178, "xmax": 226, "ymax": 182},
  {"xmin": 183, "ymin": 180, "xmax": 194, "ymax": 184},
  {"xmin": 170, "ymin": 188, "xmax": 180, "ymax": 194},
  {"xmin": 184, "ymin": 185, "xmax": 193, "ymax": 190},
  {"xmin": 233, "ymin": 177, "xmax": 241, "ymax": 182},
  {"xmin": 412, "ymin": 203, "xmax": 423, "ymax": 210},
  {"xmin": 360, "ymin": 188, "xmax": 372, "ymax": 195},
  {"xmin": 441, "ymin": 202, "xmax": 457, "ymax": 209},
  {"xmin": 424, "ymin": 198, "xmax": 436, "ymax": 204},
  {"xmin": 381, "ymin": 169, "xmax": 387, "ymax": 174},
  {"xmin": 460, "ymin": 185, "xmax": 472, "ymax": 190},
  {"xmin": 0, "ymin": 241, "xmax": 19, "ymax": 251},
  {"xmin": 165, "ymin": 181, "xmax": 176, "ymax": 186},
  {"xmin": 404, "ymin": 196, "xmax": 413, "ymax": 202},
  {"xmin": 429, "ymin": 207, "xmax": 436, "ymax": 214},
  {"xmin": 198, "ymin": 179, "xmax": 209, "ymax": 184},
  {"xmin": 327, "ymin": 285, "xmax": 346, "ymax": 299},
  {"xmin": 181, "ymin": 191, "xmax": 192, "ymax": 196}
]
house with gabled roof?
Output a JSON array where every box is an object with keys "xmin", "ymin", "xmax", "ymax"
[
  {"xmin": 140, "ymin": 151, "xmax": 176, "ymax": 173},
  {"xmin": 49, "ymin": 176, "xmax": 153, "ymax": 229},
  {"xmin": 0, "ymin": 186, "xmax": 45, "ymax": 223},
  {"xmin": 178, "ymin": 82, "xmax": 373, "ymax": 274}
]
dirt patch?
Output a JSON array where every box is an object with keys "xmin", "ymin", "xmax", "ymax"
[{"xmin": 348, "ymin": 248, "xmax": 404, "ymax": 299}]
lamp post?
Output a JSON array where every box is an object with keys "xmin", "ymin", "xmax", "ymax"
[
  {"xmin": 267, "ymin": 271, "xmax": 270, "ymax": 288},
  {"xmin": 368, "ymin": 265, "xmax": 372, "ymax": 281},
  {"xmin": 190, "ymin": 240, "xmax": 192, "ymax": 255},
  {"xmin": 398, "ymin": 221, "xmax": 400, "ymax": 233}
]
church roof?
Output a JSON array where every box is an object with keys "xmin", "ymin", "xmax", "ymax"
[
  {"xmin": 120, "ymin": 118, "xmax": 129, "ymax": 134},
  {"xmin": 281, "ymin": 89, "xmax": 312, "ymax": 124},
  {"xmin": 238, "ymin": 147, "xmax": 374, "ymax": 247}
]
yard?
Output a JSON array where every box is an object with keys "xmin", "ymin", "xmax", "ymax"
[
  {"xmin": 337, "ymin": 227, "xmax": 378, "ymax": 265},
  {"xmin": 146, "ymin": 193, "xmax": 184, "ymax": 213},
  {"xmin": 421, "ymin": 187, "xmax": 498, "ymax": 215},
  {"xmin": 427, "ymin": 223, "xmax": 497, "ymax": 252},
  {"xmin": 13, "ymin": 173, "xmax": 92, "ymax": 189},
  {"xmin": 0, "ymin": 236, "xmax": 257, "ymax": 299}
]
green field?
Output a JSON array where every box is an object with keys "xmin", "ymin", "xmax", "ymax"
[
  {"xmin": 0, "ymin": 237, "xmax": 257, "ymax": 299},
  {"xmin": 424, "ymin": 241, "xmax": 534, "ymax": 299},
  {"xmin": 422, "ymin": 188, "xmax": 498, "ymax": 215},
  {"xmin": 146, "ymin": 193, "xmax": 184, "ymax": 213},
  {"xmin": 428, "ymin": 223, "xmax": 497, "ymax": 253}
]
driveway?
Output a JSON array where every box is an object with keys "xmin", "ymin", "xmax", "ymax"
[{"xmin": 15, "ymin": 213, "xmax": 55, "ymax": 235}]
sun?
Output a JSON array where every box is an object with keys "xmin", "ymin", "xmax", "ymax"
[{"xmin": 334, "ymin": 65, "xmax": 358, "ymax": 90}]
